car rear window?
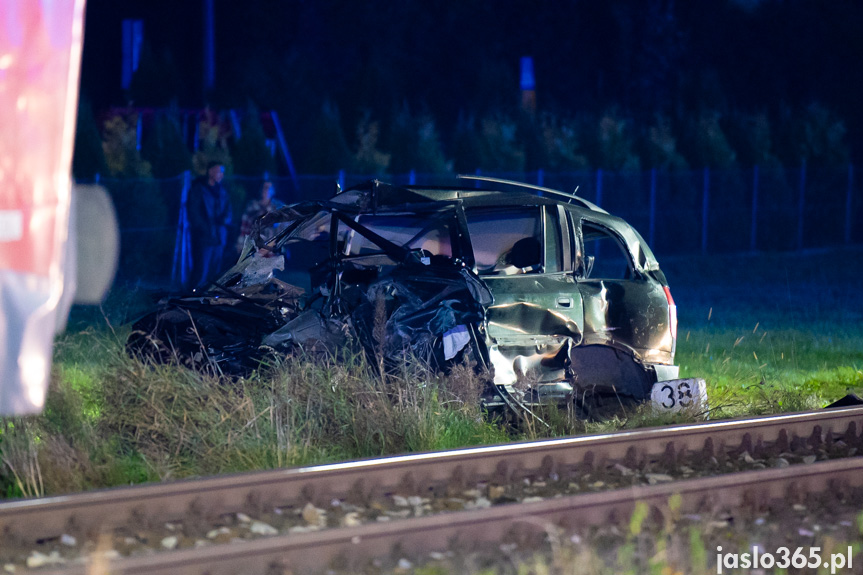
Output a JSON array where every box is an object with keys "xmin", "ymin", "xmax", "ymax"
[{"xmin": 580, "ymin": 222, "xmax": 634, "ymax": 280}]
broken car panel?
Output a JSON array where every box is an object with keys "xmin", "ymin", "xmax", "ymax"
[{"xmin": 128, "ymin": 178, "xmax": 689, "ymax": 417}]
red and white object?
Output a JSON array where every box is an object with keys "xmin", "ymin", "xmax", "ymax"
[{"xmin": 0, "ymin": 0, "xmax": 86, "ymax": 414}]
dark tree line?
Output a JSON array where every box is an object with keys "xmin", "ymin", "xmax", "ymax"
[{"xmin": 77, "ymin": 0, "xmax": 862, "ymax": 176}]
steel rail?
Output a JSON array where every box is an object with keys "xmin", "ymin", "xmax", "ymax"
[
  {"xmin": 34, "ymin": 456, "xmax": 863, "ymax": 575},
  {"xmin": 3, "ymin": 407, "xmax": 863, "ymax": 551}
]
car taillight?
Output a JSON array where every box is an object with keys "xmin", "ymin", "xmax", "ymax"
[{"xmin": 663, "ymin": 285, "xmax": 677, "ymax": 341}]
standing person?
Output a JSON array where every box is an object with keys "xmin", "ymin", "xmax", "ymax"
[
  {"xmin": 236, "ymin": 180, "xmax": 284, "ymax": 253},
  {"xmin": 187, "ymin": 161, "xmax": 232, "ymax": 290}
]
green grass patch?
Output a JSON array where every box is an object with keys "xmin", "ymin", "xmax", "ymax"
[
  {"xmin": 2, "ymin": 248, "xmax": 861, "ymax": 497},
  {"xmin": 1, "ymin": 331, "xmax": 509, "ymax": 497},
  {"xmin": 662, "ymin": 246, "xmax": 863, "ymax": 418}
]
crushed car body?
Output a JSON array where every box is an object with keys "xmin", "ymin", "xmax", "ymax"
[{"xmin": 128, "ymin": 177, "xmax": 699, "ymax": 417}]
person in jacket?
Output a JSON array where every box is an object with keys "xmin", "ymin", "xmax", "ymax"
[{"xmin": 187, "ymin": 161, "xmax": 232, "ymax": 289}]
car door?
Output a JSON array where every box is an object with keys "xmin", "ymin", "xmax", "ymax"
[
  {"xmin": 573, "ymin": 217, "xmax": 672, "ymax": 363},
  {"xmin": 465, "ymin": 205, "xmax": 584, "ymax": 385}
]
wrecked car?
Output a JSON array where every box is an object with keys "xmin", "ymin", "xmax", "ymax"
[{"xmin": 128, "ymin": 177, "xmax": 703, "ymax": 418}]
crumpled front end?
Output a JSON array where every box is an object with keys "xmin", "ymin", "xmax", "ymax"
[{"xmin": 127, "ymin": 197, "xmax": 493, "ymax": 377}]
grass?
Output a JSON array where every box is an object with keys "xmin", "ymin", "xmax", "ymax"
[
  {"xmin": 663, "ymin": 246, "xmax": 863, "ymax": 418},
  {"xmin": 0, "ymin": 329, "xmax": 510, "ymax": 498},
  {"xmin": 1, "ymin": 247, "xmax": 862, "ymax": 498}
]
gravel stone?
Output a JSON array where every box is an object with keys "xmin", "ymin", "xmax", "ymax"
[
  {"xmin": 467, "ymin": 497, "xmax": 492, "ymax": 509},
  {"xmin": 385, "ymin": 509, "xmax": 411, "ymax": 519},
  {"xmin": 302, "ymin": 502, "xmax": 325, "ymax": 525},
  {"xmin": 340, "ymin": 512, "xmax": 362, "ymax": 527},
  {"xmin": 207, "ymin": 527, "xmax": 232, "ymax": 540},
  {"xmin": 160, "ymin": 536, "xmax": 178, "ymax": 550},
  {"xmin": 488, "ymin": 485, "xmax": 506, "ymax": 499},
  {"xmin": 26, "ymin": 551, "xmax": 64, "ymax": 568},
  {"xmin": 249, "ymin": 521, "xmax": 278, "ymax": 536},
  {"xmin": 645, "ymin": 473, "xmax": 674, "ymax": 485},
  {"xmin": 60, "ymin": 534, "xmax": 77, "ymax": 547},
  {"xmin": 803, "ymin": 455, "xmax": 818, "ymax": 464},
  {"xmin": 236, "ymin": 513, "xmax": 251, "ymax": 523}
]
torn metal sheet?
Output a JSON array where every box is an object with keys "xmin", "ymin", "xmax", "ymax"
[
  {"xmin": 128, "ymin": 178, "xmax": 686, "ymax": 418},
  {"xmin": 128, "ymin": 196, "xmax": 491, "ymax": 377}
]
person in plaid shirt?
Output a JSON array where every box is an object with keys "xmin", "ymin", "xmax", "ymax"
[{"xmin": 236, "ymin": 181, "xmax": 284, "ymax": 253}]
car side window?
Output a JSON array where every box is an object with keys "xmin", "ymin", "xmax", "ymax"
[
  {"xmin": 464, "ymin": 206, "xmax": 543, "ymax": 275},
  {"xmin": 349, "ymin": 214, "xmax": 453, "ymax": 257},
  {"xmin": 579, "ymin": 222, "xmax": 634, "ymax": 280}
]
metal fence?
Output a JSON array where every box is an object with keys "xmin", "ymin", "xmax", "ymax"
[{"xmin": 82, "ymin": 165, "xmax": 862, "ymax": 284}]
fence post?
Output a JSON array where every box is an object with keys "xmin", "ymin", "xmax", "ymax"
[
  {"xmin": 338, "ymin": 169, "xmax": 345, "ymax": 191},
  {"xmin": 475, "ymin": 168, "xmax": 481, "ymax": 188},
  {"xmin": 797, "ymin": 160, "xmax": 806, "ymax": 251},
  {"xmin": 409, "ymin": 170, "xmax": 416, "ymax": 185},
  {"xmin": 648, "ymin": 168, "xmax": 657, "ymax": 247},
  {"xmin": 846, "ymin": 164, "xmax": 854, "ymax": 245},
  {"xmin": 595, "ymin": 169, "xmax": 603, "ymax": 207},
  {"xmin": 750, "ymin": 165, "xmax": 759, "ymax": 252},
  {"xmin": 537, "ymin": 168, "xmax": 544, "ymax": 187},
  {"xmin": 135, "ymin": 113, "xmax": 143, "ymax": 151},
  {"xmin": 171, "ymin": 171, "xmax": 192, "ymax": 288},
  {"xmin": 702, "ymin": 167, "xmax": 710, "ymax": 254}
]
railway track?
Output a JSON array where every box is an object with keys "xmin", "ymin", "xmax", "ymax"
[{"xmin": 3, "ymin": 406, "xmax": 863, "ymax": 573}]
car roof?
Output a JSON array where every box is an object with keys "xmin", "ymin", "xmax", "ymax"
[
  {"xmin": 334, "ymin": 179, "xmax": 661, "ymax": 271},
  {"xmin": 338, "ymin": 179, "xmax": 605, "ymax": 213}
]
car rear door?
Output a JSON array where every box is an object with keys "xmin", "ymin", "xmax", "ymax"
[{"xmin": 573, "ymin": 217, "xmax": 673, "ymax": 365}]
